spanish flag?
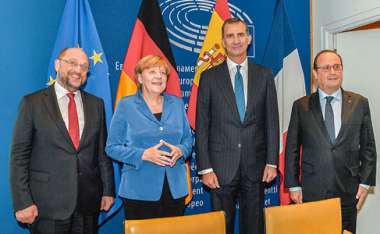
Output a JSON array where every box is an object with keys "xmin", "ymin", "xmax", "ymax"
[
  {"xmin": 115, "ymin": 0, "xmax": 192, "ymax": 204},
  {"xmin": 187, "ymin": 0, "xmax": 231, "ymax": 129}
]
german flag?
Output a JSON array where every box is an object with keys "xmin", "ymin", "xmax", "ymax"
[
  {"xmin": 115, "ymin": 0, "xmax": 181, "ymax": 106},
  {"xmin": 187, "ymin": 0, "xmax": 231, "ymax": 129},
  {"xmin": 115, "ymin": 0, "xmax": 192, "ymax": 204}
]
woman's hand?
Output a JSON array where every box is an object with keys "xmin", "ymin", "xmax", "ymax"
[
  {"xmin": 161, "ymin": 140, "xmax": 183, "ymax": 167},
  {"xmin": 142, "ymin": 141, "xmax": 173, "ymax": 166}
]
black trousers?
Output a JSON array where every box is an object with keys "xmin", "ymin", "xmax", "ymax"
[
  {"xmin": 210, "ymin": 167, "xmax": 265, "ymax": 234},
  {"xmin": 30, "ymin": 210, "xmax": 98, "ymax": 234},
  {"xmin": 340, "ymin": 195, "xmax": 357, "ymax": 234},
  {"xmin": 123, "ymin": 175, "xmax": 186, "ymax": 220}
]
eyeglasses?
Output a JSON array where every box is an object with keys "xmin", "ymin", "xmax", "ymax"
[
  {"xmin": 315, "ymin": 64, "xmax": 343, "ymax": 72},
  {"xmin": 59, "ymin": 58, "xmax": 89, "ymax": 73}
]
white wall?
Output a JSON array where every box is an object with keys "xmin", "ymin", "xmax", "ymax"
[
  {"xmin": 313, "ymin": 1, "xmax": 380, "ymax": 233},
  {"xmin": 313, "ymin": 0, "xmax": 380, "ymax": 55},
  {"xmin": 336, "ymin": 29, "xmax": 380, "ymax": 234}
]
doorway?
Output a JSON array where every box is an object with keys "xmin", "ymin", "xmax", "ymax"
[{"xmin": 336, "ymin": 27, "xmax": 380, "ymax": 234}]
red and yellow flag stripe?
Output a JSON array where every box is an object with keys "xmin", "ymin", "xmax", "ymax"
[{"xmin": 187, "ymin": 0, "xmax": 231, "ymax": 129}]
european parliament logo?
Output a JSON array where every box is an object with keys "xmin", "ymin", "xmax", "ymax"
[{"xmin": 160, "ymin": 0, "xmax": 255, "ymax": 58}]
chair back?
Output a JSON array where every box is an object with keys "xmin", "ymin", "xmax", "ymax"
[
  {"xmin": 265, "ymin": 198, "xmax": 343, "ymax": 234},
  {"xmin": 124, "ymin": 211, "xmax": 226, "ymax": 234}
]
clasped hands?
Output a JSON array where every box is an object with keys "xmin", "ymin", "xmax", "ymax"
[{"xmin": 142, "ymin": 140, "xmax": 183, "ymax": 167}]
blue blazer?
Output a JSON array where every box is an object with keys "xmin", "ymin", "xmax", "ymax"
[{"xmin": 106, "ymin": 91, "xmax": 193, "ymax": 201}]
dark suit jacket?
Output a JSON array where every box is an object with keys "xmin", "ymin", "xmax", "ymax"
[
  {"xmin": 10, "ymin": 85, "xmax": 115, "ymax": 220},
  {"xmin": 285, "ymin": 90, "xmax": 377, "ymax": 201},
  {"xmin": 196, "ymin": 60, "xmax": 279, "ymax": 185}
]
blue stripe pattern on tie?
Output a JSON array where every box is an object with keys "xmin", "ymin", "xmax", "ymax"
[{"xmin": 235, "ymin": 65, "xmax": 245, "ymax": 122}]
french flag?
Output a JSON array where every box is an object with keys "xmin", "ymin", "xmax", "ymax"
[{"xmin": 262, "ymin": 0, "xmax": 306, "ymax": 205}]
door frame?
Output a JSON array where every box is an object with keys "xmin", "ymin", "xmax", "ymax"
[{"xmin": 321, "ymin": 7, "xmax": 380, "ymax": 49}]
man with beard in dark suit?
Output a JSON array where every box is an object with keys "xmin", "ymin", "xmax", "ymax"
[
  {"xmin": 285, "ymin": 49, "xmax": 377, "ymax": 233},
  {"xmin": 10, "ymin": 48, "xmax": 115, "ymax": 234}
]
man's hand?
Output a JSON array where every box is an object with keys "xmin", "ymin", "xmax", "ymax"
[
  {"xmin": 100, "ymin": 196, "xmax": 114, "ymax": 211},
  {"xmin": 262, "ymin": 166, "xmax": 277, "ymax": 183},
  {"xmin": 356, "ymin": 186, "xmax": 369, "ymax": 211},
  {"xmin": 290, "ymin": 190, "xmax": 303, "ymax": 204},
  {"xmin": 15, "ymin": 204, "xmax": 38, "ymax": 224},
  {"xmin": 201, "ymin": 172, "xmax": 220, "ymax": 189}
]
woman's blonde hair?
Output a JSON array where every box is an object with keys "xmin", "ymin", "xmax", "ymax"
[{"xmin": 134, "ymin": 55, "xmax": 170, "ymax": 77}]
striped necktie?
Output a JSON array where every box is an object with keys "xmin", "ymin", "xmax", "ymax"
[
  {"xmin": 324, "ymin": 96, "xmax": 335, "ymax": 143},
  {"xmin": 234, "ymin": 65, "xmax": 245, "ymax": 122}
]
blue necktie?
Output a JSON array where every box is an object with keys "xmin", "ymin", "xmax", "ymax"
[
  {"xmin": 324, "ymin": 96, "xmax": 335, "ymax": 143},
  {"xmin": 234, "ymin": 65, "xmax": 245, "ymax": 122}
]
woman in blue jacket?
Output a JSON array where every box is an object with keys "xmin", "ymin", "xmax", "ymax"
[{"xmin": 106, "ymin": 55, "xmax": 193, "ymax": 219}]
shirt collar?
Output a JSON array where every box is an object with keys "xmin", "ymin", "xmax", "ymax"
[
  {"xmin": 226, "ymin": 57, "xmax": 248, "ymax": 72},
  {"xmin": 54, "ymin": 81, "xmax": 80, "ymax": 99},
  {"xmin": 318, "ymin": 88, "xmax": 342, "ymax": 102}
]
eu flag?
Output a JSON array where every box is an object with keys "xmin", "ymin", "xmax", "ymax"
[{"xmin": 47, "ymin": 0, "xmax": 122, "ymax": 225}]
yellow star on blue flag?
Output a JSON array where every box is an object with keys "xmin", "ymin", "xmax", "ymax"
[
  {"xmin": 47, "ymin": 76, "xmax": 56, "ymax": 86},
  {"xmin": 90, "ymin": 50, "xmax": 103, "ymax": 66}
]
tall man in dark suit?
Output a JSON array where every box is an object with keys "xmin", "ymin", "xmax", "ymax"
[
  {"xmin": 196, "ymin": 18, "xmax": 279, "ymax": 234},
  {"xmin": 10, "ymin": 48, "xmax": 115, "ymax": 234},
  {"xmin": 285, "ymin": 49, "xmax": 377, "ymax": 233}
]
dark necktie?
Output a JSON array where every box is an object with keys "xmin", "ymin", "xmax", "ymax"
[
  {"xmin": 234, "ymin": 65, "xmax": 245, "ymax": 122},
  {"xmin": 324, "ymin": 96, "xmax": 335, "ymax": 143},
  {"xmin": 67, "ymin": 93, "xmax": 80, "ymax": 149}
]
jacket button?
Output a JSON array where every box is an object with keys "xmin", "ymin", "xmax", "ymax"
[
  {"xmin": 238, "ymin": 143, "xmax": 242, "ymax": 148},
  {"xmin": 159, "ymin": 127, "xmax": 164, "ymax": 131}
]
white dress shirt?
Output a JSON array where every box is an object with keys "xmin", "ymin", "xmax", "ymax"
[
  {"xmin": 54, "ymin": 82, "xmax": 85, "ymax": 138},
  {"xmin": 319, "ymin": 88, "xmax": 342, "ymax": 138},
  {"xmin": 226, "ymin": 57, "xmax": 248, "ymax": 107}
]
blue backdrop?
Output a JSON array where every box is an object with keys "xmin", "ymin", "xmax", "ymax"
[{"xmin": 0, "ymin": 0, "xmax": 309, "ymax": 233}]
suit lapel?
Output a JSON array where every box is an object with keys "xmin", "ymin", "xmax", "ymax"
[
  {"xmin": 245, "ymin": 62, "xmax": 259, "ymax": 122},
  {"xmin": 215, "ymin": 61, "xmax": 241, "ymax": 121},
  {"xmin": 43, "ymin": 85, "xmax": 75, "ymax": 149},
  {"xmin": 310, "ymin": 92, "xmax": 332, "ymax": 145},
  {"xmin": 161, "ymin": 93, "xmax": 174, "ymax": 124},
  {"xmin": 135, "ymin": 90, "xmax": 162, "ymax": 124},
  {"xmin": 78, "ymin": 91, "xmax": 89, "ymax": 150},
  {"xmin": 335, "ymin": 90, "xmax": 353, "ymax": 144}
]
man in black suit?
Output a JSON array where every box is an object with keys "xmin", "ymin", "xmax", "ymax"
[
  {"xmin": 285, "ymin": 49, "xmax": 377, "ymax": 233},
  {"xmin": 10, "ymin": 48, "xmax": 115, "ymax": 234},
  {"xmin": 196, "ymin": 18, "xmax": 279, "ymax": 234}
]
